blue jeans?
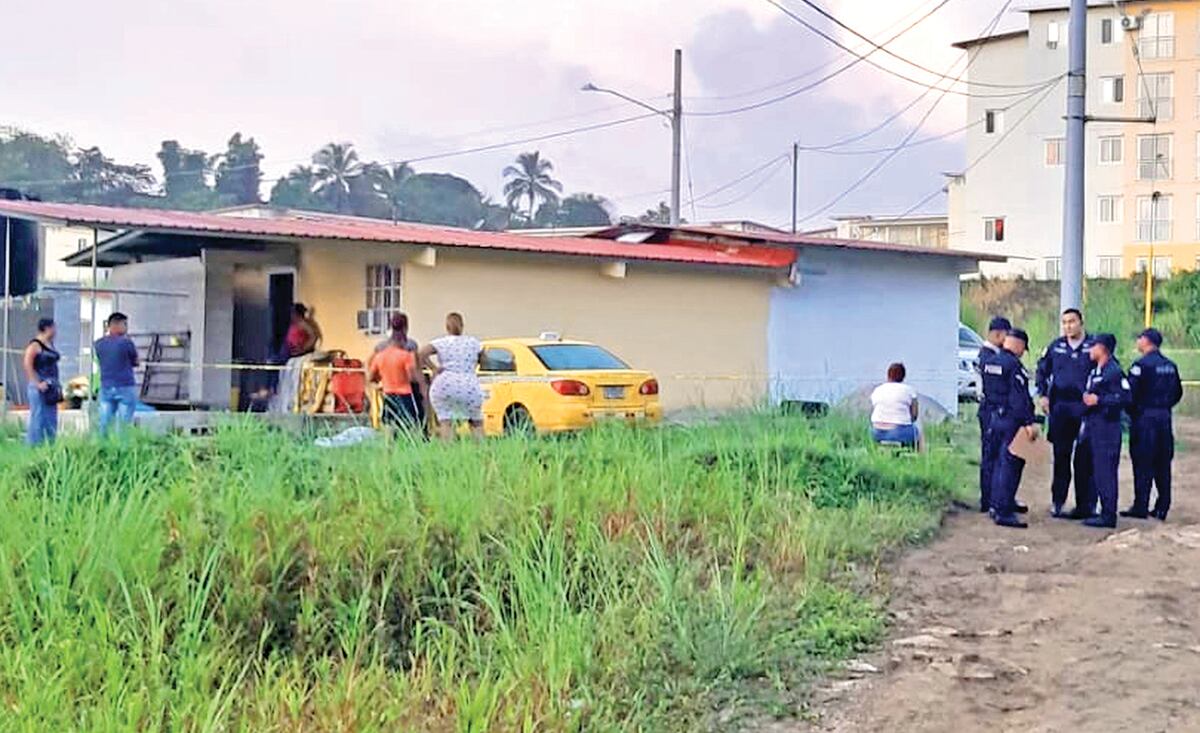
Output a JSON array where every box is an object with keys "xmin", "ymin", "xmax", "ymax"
[
  {"xmin": 25, "ymin": 383, "xmax": 58, "ymax": 446},
  {"xmin": 98, "ymin": 385, "xmax": 138, "ymax": 436},
  {"xmin": 871, "ymin": 424, "xmax": 919, "ymax": 448}
]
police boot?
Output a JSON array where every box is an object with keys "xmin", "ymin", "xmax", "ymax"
[
  {"xmin": 1150, "ymin": 507, "xmax": 1169, "ymax": 521},
  {"xmin": 1012, "ymin": 500, "xmax": 1029, "ymax": 514},
  {"xmin": 1119, "ymin": 507, "xmax": 1150, "ymax": 519},
  {"xmin": 1082, "ymin": 516, "xmax": 1117, "ymax": 529},
  {"xmin": 1062, "ymin": 507, "xmax": 1098, "ymax": 521},
  {"xmin": 993, "ymin": 514, "xmax": 1028, "ymax": 529}
]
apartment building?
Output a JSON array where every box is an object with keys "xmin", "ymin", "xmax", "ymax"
[
  {"xmin": 807, "ymin": 214, "xmax": 949, "ymax": 248},
  {"xmin": 949, "ymin": 1, "xmax": 1200, "ymax": 279}
]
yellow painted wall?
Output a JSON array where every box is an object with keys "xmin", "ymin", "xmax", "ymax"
[
  {"xmin": 297, "ymin": 241, "xmax": 773, "ymax": 411},
  {"xmin": 1121, "ymin": 1, "xmax": 1200, "ymax": 274}
]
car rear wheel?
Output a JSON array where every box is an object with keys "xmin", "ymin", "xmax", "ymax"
[{"xmin": 503, "ymin": 405, "xmax": 535, "ymax": 437}]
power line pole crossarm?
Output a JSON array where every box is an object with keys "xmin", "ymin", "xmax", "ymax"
[{"xmin": 1060, "ymin": 0, "xmax": 1087, "ymax": 312}]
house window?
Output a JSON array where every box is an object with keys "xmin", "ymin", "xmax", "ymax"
[
  {"xmin": 1137, "ymin": 134, "xmax": 1173, "ymax": 180},
  {"xmin": 1101, "ymin": 75, "xmax": 1125, "ymax": 104},
  {"xmin": 1098, "ymin": 195, "xmax": 1122, "ymax": 224},
  {"xmin": 1047, "ymin": 20, "xmax": 1062, "ymax": 49},
  {"xmin": 1044, "ymin": 257, "xmax": 1062, "ymax": 280},
  {"xmin": 1137, "ymin": 72, "xmax": 1174, "ymax": 120},
  {"xmin": 1098, "ymin": 256, "xmax": 1122, "ymax": 278},
  {"xmin": 76, "ymin": 237, "xmax": 89, "ymax": 251},
  {"xmin": 1044, "ymin": 138, "xmax": 1066, "ymax": 166},
  {"xmin": 1135, "ymin": 194, "xmax": 1172, "ymax": 242},
  {"xmin": 1139, "ymin": 12, "xmax": 1175, "ymax": 59},
  {"xmin": 985, "ymin": 110, "xmax": 1003, "ymax": 135},
  {"xmin": 1099, "ymin": 135, "xmax": 1123, "ymax": 164},
  {"xmin": 362, "ymin": 264, "xmax": 403, "ymax": 335},
  {"xmin": 1101, "ymin": 17, "xmax": 1114, "ymax": 45},
  {"xmin": 983, "ymin": 217, "xmax": 1006, "ymax": 242}
]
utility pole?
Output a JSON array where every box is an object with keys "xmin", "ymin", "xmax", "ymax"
[
  {"xmin": 791, "ymin": 142, "xmax": 799, "ymax": 234},
  {"xmin": 670, "ymin": 49, "xmax": 683, "ymax": 226},
  {"xmin": 1060, "ymin": 0, "xmax": 1087, "ymax": 311},
  {"xmin": 1, "ymin": 218, "xmax": 9, "ymax": 420}
]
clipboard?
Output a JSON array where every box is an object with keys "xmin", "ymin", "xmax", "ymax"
[{"xmin": 1008, "ymin": 428, "xmax": 1051, "ymax": 464}]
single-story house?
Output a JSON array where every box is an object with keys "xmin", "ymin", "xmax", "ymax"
[{"xmin": 0, "ymin": 201, "xmax": 1002, "ymax": 414}]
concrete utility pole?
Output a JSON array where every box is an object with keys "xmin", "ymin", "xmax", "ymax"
[
  {"xmin": 670, "ymin": 49, "xmax": 683, "ymax": 226},
  {"xmin": 791, "ymin": 142, "xmax": 799, "ymax": 234},
  {"xmin": 1, "ymin": 218, "xmax": 9, "ymax": 419},
  {"xmin": 583, "ymin": 49, "xmax": 684, "ymax": 226},
  {"xmin": 1060, "ymin": 0, "xmax": 1088, "ymax": 311}
]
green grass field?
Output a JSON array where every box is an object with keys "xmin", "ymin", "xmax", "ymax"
[{"xmin": 0, "ymin": 414, "xmax": 971, "ymax": 732}]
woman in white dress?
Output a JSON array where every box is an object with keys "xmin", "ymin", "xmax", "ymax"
[{"xmin": 418, "ymin": 312, "xmax": 485, "ymax": 441}]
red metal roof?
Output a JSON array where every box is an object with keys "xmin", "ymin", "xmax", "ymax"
[
  {"xmin": 0, "ymin": 200, "xmax": 796, "ymax": 270},
  {"xmin": 593, "ymin": 224, "xmax": 1006, "ymax": 262}
]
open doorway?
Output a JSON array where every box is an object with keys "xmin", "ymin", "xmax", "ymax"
[{"xmin": 268, "ymin": 271, "xmax": 294, "ymax": 357}]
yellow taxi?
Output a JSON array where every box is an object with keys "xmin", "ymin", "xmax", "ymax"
[{"xmin": 477, "ymin": 335, "xmax": 663, "ymax": 436}]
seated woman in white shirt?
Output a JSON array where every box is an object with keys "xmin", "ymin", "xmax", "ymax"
[{"xmin": 869, "ymin": 362, "xmax": 922, "ymax": 450}]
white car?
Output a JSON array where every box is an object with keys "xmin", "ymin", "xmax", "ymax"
[{"xmin": 958, "ymin": 323, "xmax": 985, "ymax": 402}]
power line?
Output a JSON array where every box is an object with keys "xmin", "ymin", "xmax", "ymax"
[
  {"xmin": 685, "ymin": 153, "xmax": 791, "ymax": 205},
  {"xmin": 697, "ymin": 157, "xmax": 792, "ymax": 209},
  {"xmin": 788, "ymin": 0, "xmax": 1047, "ymax": 90},
  {"xmin": 897, "ymin": 78, "xmax": 1064, "ymax": 217}
]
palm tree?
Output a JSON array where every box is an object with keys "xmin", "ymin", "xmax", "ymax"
[
  {"xmin": 312, "ymin": 142, "xmax": 363, "ymax": 213},
  {"xmin": 366, "ymin": 162, "xmax": 415, "ymax": 222},
  {"xmin": 502, "ymin": 151, "xmax": 562, "ymax": 224}
]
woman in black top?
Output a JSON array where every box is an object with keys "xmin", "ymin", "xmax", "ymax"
[{"xmin": 22, "ymin": 318, "xmax": 60, "ymax": 445}]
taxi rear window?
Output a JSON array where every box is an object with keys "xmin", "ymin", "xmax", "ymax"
[{"xmin": 531, "ymin": 344, "xmax": 628, "ymax": 371}]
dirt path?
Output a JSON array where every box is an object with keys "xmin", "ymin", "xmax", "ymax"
[{"xmin": 797, "ymin": 418, "xmax": 1200, "ymax": 733}]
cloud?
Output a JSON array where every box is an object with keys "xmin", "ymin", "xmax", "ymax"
[{"xmin": 0, "ymin": 0, "xmax": 1018, "ymax": 224}]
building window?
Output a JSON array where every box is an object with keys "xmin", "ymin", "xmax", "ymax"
[
  {"xmin": 983, "ymin": 217, "xmax": 1005, "ymax": 242},
  {"xmin": 1135, "ymin": 194, "xmax": 1172, "ymax": 242},
  {"xmin": 1098, "ymin": 195, "xmax": 1122, "ymax": 224},
  {"xmin": 1139, "ymin": 12, "xmax": 1176, "ymax": 59},
  {"xmin": 1099, "ymin": 135, "xmax": 1123, "ymax": 164},
  {"xmin": 1135, "ymin": 256, "xmax": 1173, "ymax": 279},
  {"xmin": 1101, "ymin": 75, "xmax": 1125, "ymax": 104},
  {"xmin": 1044, "ymin": 137, "xmax": 1066, "ymax": 166},
  {"xmin": 1137, "ymin": 134, "xmax": 1173, "ymax": 180},
  {"xmin": 1047, "ymin": 20, "xmax": 1062, "ymax": 49},
  {"xmin": 1137, "ymin": 72, "xmax": 1174, "ymax": 120},
  {"xmin": 1101, "ymin": 17, "xmax": 1114, "ymax": 45},
  {"xmin": 984, "ymin": 109, "xmax": 1003, "ymax": 135},
  {"xmin": 1098, "ymin": 256, "xmax": 1122, "ymax": 278},
  {"xmin": 1044, "ymin": 257, "xmax": 1062, "ymax": 280},
  {"xmin": 362, "ymin": 264, "xmax": 403, "ymax": 335}
]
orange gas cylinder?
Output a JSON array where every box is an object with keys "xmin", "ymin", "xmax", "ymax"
[{"xmin": 329, "ymin": 357, "xmax": 367, "ymax": 413}]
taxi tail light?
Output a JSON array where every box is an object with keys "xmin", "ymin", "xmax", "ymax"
[
  {"xmin": 551, "ymin": 379, "xmax": 590, "ymax": 396},
  {"xmin": 639, "ymin": 379, "xmax": 659, "ymax": 396}
]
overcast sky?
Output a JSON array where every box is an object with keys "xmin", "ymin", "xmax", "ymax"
[{"xmin": 4, "ymin": 0, "xmax": 1027, "ymax": 226}]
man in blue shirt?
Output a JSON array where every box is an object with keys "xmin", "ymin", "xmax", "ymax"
[
  {"xmin": 94, "ymin": 312, "xmax": 140, "ymax": 435},
  {"xmin": 1075, "ymin": 334, "xmax": 1132, "ymax": 529},
  {"xmin": 1123, "ymin": 328, "xmax": 1183, "ymax": 521},
  {"xmin": 1035, "ymin": 308, "xmax": 1096, "ymax": 518},
  {"xmin": 988, "ymin": 329, "xmax": 1038, "ymax": 529},
  {"xmin": 977, "ymin": 316, "xmax": 1016, "ymax": 513}
]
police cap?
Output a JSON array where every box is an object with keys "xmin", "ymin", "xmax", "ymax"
[
  {"xmin": 1007, "ymin": 328, "xmax": 1028, "ymax": 344},
  {"xmin": 1138, "ymin": 327, "xmax": 1163, "ymax": 347},
  {"xmin": 1094, "ymin": 333, "xmax": 1117, "ymax": 353},
  {"xmin": 988, "ymin": 316, "xmax": 1012, "ymax": 332}
]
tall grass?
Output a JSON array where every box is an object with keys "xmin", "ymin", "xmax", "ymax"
[{"xmin": 0, "ymin": 415, "xmax": 966, "ymax": 731}]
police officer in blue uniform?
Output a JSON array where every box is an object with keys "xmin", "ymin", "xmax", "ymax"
[
  {"xmin": 977, "ymin": 316, "xmax": 1014, "ymax": 513},
  {"xmin": 989, "ymin": 329, "xmax": 1038, "ymax": 529},
  {"xmin": 1075, "ymin": 334, "xmax": 1132, "ymax": 529},
  {"xmin": 1035, "ymin": 308, "xmax": 1096, "ymax": 518},
  {"xmin": 1123, "ymin": 328, "xmax": 1183, "ymax": 521}
]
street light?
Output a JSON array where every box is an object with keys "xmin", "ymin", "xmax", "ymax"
[{"xmin": 581, "ymin": 49, "xmax": 683, "ymax": 226}]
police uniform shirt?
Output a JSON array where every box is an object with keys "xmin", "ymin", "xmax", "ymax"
[
  {"xmin": 1036, "ymin": 334, "xmax": 1097, "ymax": 403},
  {"xmin": 985, "ymin": 349, "xmax": 1035, "ymax": 425},
  {"xmin": 1084, "ymin": 360, "xmax": 1132, "ymax": 427},
  {"xmin": 1129, "ymin": 351, "xmax": 1183, "ymax": 414}
]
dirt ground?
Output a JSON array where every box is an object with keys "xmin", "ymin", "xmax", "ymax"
[{"xmin": 795, "ymin": 418, "xmax": 1200, "ymax": 733}]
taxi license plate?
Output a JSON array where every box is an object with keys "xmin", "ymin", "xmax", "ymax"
[{"xmin": 603, "ymin": 386, "xmax": 625, "ymax": 400}]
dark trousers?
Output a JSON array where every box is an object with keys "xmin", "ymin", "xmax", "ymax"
[
  {"xmin": 1049, "ymin": 406, "xmax": 1088, "ymax": 510},
  {"xmin": 382, "ymin": 393, "xmax": 421, "ymax": 434},
  {"xmin": 978, "ymin": 407, "xmax": 997, "ymax": 510},
  {"xmin": 1076, "ymin": 423, "xmax": 1121, "ymax": 524},
  {"xmin": 989, "ymin": 417, "xmax": 1026, "ymax": 518},
  {"xmin": 1131, "ymin": 414, "xmax": 1174, "ymax": 516}
]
